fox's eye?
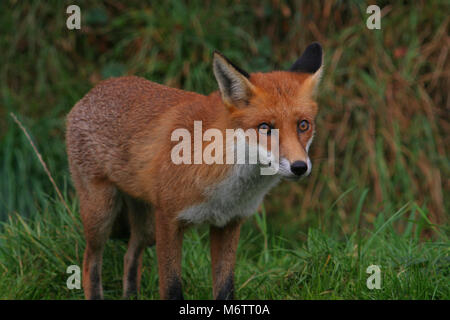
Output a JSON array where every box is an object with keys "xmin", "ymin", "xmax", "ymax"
[
  {"xmin": 298, "ymin": 120, "xmax": 310, "ymax": 133},
  {"xmin": 258, "ymin": 123, "xmax": 272, "ymax": 135}
]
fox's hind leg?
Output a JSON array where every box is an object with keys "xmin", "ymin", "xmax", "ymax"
[
  {"xmin": 77, "ymin": 178, "xmax": 121, "ymax": 300},
  {"xmin": 155, "ymin": 209, "xmax": 184, "ymax": 300},
  {"xmin": 210, "ymin": 219, "xmax": 242, "ymax": 300},
  {"xmin": 122, "ymin": 197, "xmax": 155, "ymax": 299}
]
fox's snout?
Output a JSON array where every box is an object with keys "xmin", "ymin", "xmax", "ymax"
[
  {"xmin": 290, "ymin": 160, "xmax": 308, "ymax": 176},
  {"xmin": 278, "ymin": 156, "xmax": 312, "ymax": 179}
]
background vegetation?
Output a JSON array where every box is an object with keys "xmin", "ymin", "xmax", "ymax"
[{"xmin": 0, "ymin": 0, "xmax": 448, "ymax": 299}]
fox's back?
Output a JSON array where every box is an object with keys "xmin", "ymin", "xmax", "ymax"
[{"xmin": 66, "ymin": 76, "xmax": 203, "ymax": 182}]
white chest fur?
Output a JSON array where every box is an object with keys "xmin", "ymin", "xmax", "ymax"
[{"xmin": 177, "ymin": 164, "xmax": 281, "ymax": 227}]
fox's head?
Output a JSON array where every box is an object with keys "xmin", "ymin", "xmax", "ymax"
[{"xmin": 213, "ymin": 43, "xmax": 323, "ymax": 180}]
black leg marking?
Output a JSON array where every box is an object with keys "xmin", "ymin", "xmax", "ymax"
[
  {"xmin": 124, "ymin": 247, "xmax": 144, "ymax": 298},
  {"xmin": 216, "ymin": 273, "xmax": 234, "ymax": 300},
  {"xmin": 90, "ymin": 266, "xmax": 102, "ymax": 300},
  {"xmin": 125, "ymin": 259, "xmax": 139, "ymax": 298},
  {"xmin": 167, "ymin": 276, "xmax": 184, "ymax": 300}
]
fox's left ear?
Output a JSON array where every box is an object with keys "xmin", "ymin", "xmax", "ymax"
[{"xmin": 289, "ymin": 42, "xmax": 323, "ymax": 95}]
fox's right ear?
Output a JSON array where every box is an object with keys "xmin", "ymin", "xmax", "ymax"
[
  {"xmin": 289, "ymin": 42, "xmax": 322, "ymax": 74},
  {"xmin": 213, "ymin": 51, "xmax": 255, "ymax": 108},
  {"xmin": 289, "ymin": 42, "xmax": 323, "ymax": 95}
]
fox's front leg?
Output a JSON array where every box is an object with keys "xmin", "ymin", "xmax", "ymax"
[
  {"xmin": 210, "ymin": 219, "xmax": 242, "ymax": 300},
  {"xmin": 155, "ymin": 210, "xmax": 184, "ymax": 299}
]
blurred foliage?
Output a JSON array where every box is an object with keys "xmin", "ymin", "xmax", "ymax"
[{"xmin": 0, "ymin": 0, "xmax": 448, "ymax": 240}]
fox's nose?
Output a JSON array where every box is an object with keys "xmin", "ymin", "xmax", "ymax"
[{"xmin": 290, "ymin": 161, "xmax": 308, "ymax": 176}]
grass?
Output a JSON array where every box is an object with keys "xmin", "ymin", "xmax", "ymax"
[
  {"xmin": 0, "ymin": 200, "xmax": 448, "ymax": 299},
  {"xmin": 0, "ymin": 0, "xmax": 448, "ymax": 299}
]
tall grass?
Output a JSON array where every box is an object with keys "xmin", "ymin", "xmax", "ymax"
[{"xmin": 0, "ymin": 0, "xmax": 448, "ymax": 299}]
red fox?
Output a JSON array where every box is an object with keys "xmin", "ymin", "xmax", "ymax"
[{"xmin": 66, "ymin": 42, "xmax": 323, "ymax": 300}]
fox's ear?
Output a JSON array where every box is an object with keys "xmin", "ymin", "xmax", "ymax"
[
  {"xmin": 289, "ymin": 42, "xmax": 323, "ymax": 95},
  {"xmin": 289, "ymin": 42, "xmax": 322, "ymax": 74},
  {"xmin": 213, "ymin": 51, "xmax": 254, "ymax": 107}
]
